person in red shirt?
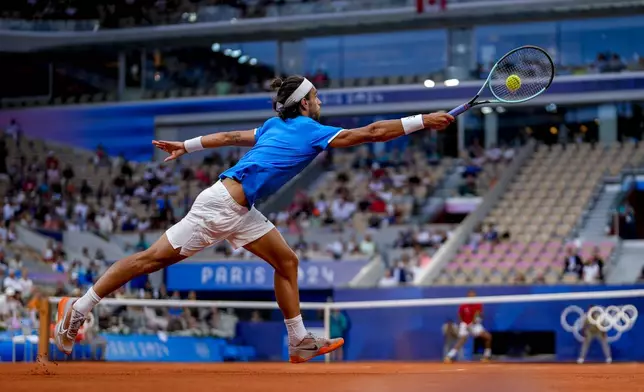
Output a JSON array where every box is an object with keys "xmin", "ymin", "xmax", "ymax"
[{"xmin": 444, "ymin": 289, "xmax": 493, "ymax": 363}]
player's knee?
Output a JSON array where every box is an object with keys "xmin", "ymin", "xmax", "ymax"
[
  {"xmin": 133, "ymin": 248, "xmax": 173, "ymax": 274},
  {"xmin": 276, "ymin": 252, "xmax": 299, "ymax": 279}
]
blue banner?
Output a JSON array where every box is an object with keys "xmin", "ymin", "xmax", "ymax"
[
  {"xmin": 1, "ymin": 73, "xmax": 643, "ymax": 160},
  {"xmin": 166, "ymin": 260, "xmax": 368, "ymax": 291},
  {"xmin": 101, "ymin": 334, "xmax": 225, "ymax": 362}
]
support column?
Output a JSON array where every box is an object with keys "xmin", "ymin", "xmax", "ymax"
[
  {"xmin": 484, "ymin": 111, "xmax": 498, "ymax": 148},
  {"xmin": 598, "ymin": 103, "xmax": 618, "ymax": 145},
  {"xmin": 118, "ymin": 51, "xmax": 126, "ymax": 101}
]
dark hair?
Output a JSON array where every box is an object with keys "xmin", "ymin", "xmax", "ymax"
[{"xmin": 271, "ymin": 75, "xmax": 310, "ymax": 120}]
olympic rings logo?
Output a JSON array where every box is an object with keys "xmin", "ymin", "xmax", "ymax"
[{"xmin": 560, "ymin": 305, "xmax": 638, "ymax": 343}]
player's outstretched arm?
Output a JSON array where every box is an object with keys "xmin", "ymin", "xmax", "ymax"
[
  {"xmin": 152, "ymin": 130, "xmax": 256, "ymax": 162},
  {"xmin": 329, "ymin": 112, "xmax": 453, "ymax": 148}
]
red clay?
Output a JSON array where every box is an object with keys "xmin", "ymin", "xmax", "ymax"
[{"xmin": 0, "ymin": 362, "xmax": 641, "ymax": 392}]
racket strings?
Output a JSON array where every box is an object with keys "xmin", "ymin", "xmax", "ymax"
[{"xmin": 489, "ymin": 47, "xmax": 554, "ymax": 103}]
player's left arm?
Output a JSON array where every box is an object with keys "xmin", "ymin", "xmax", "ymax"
[
  {"xmin": 201, "ymin": 130, "xmax": 257, "ymax": 148},
  {"xmin": 329, "ymin": 113, "xmax": 453, "ymax": 148},
  {"xmin": 152, "ymin": 129, "xmax": 256, "ymax": 162}
]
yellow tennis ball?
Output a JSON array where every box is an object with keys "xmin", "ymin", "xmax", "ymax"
[{"xmin": 506, "ymin": 74, "xmax": 521, "ymax": 92}]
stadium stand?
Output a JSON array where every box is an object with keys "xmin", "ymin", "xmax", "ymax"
[{"xmin": 433, "ymin": 142, "xmax": 644, "ymax": 286}]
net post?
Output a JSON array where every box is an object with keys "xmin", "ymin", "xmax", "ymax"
[
  {"xmin": 323, "ymin": 304, "xmax": 331, "ymax": 363},
  {"xmin": 38, "ymin": 297, "xmax": 51, "ymax": 362}
]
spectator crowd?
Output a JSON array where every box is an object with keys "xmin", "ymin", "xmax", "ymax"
[
  {"xmin": 1, "ymin": 0, "xmax": 332, "ymax": 28},
  {"xmin": 269, "ymin": 138, "xmax": 446, "ymax": 236}
]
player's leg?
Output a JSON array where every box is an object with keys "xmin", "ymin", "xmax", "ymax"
[
  {"xmin": 577, "ymin": 335, "xmax": 593, "ymax": 364},
  {"xmin": 444, "ymin": 322, "xmax": 469, "ymax": 362},
  {"xmin": 241, "ymin": 227, "xmax": 344, "ymax": 363},
  {"xmin": 599, "ymin": 335, "xmax": 612, "ymax": 364},
  {"xmin": 55, "ymin": 234, "xmax": 186, "ymax": 353},
  {"xmin": 243, "ymin": 229, "xmax": 301, "ymax": 319},
  {"xmin": 55, "ymin": 183, "xmax": 224, "ymax": 354},
  {"xmin": 477, "ymin": 328, "xmax": 493, "ymax": 362}
]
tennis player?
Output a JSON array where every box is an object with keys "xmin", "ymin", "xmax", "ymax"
[
  {"xmin": 444, "ymin": 289, "xmax": 493, "ymax": 363},
  {"xmin": 54, "ymin": 75, "xmax": 454, "ymax": 363}
]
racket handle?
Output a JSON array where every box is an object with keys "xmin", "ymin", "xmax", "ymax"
[{"xmin": 448, "ymin": 103, "xmax": 471, "ymax": 117}]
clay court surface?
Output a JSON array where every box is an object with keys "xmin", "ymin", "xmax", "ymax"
[{"xmin": 1, "ymin": 362, "xmax": 643, "ymax": 392}]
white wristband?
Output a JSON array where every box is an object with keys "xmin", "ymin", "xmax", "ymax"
[
  {"xmin": 184, "ymin": 136, "xmax": 204, "ymax": 153},
  {"xmin": 401, "ymin": 114, "xmax": 425, "ymax": 134}
]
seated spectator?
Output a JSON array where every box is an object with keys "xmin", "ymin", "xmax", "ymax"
[
  {"xmin": 358, "ymin": 234, "xmax": 377, "ymax": 258},
  {"xmin": 326, "ymin": 237, "xmax": 344, "ymax": 260},
  {"xmin": 0, "ymin": 287, "xmax": 21, "ymax": 328},
  {"xmin": 502, "ymin": 145, "xmax": 515, "ymax": 162},
  {"xmin": 344, "ymin": 235, "xmax": 359, "ymax": 255},
  {"xmin": 588, "ymin": 246, "xmax": 605, "ymax": 282},
  {"xmin": 582, "ymin": 258, "xmax": 602, "ymax": 284},
  {"xmin": 378, "ymin": 268, "xmax": 399, "ymax": 288},
  {"xmin": 413, "ymin": 245, "xmax": 432, "ymax": 267},
  {"xmin": 331, "ymin": 195, "xmax": 356, "ymax": 224},
  {"xmin": 458, "ymin": 173, "xmax": 478, "ymax": 197},
  {"xmin": 52, "ymin": 256, "xmax": 68, "ymax": 274},
  {"xmin": 396, "ymin": 254, "xmax": 415, "ymax": 284},
  {"xmin": 414, "ymin": 226, "xmax": 432, "ymax": 248},
  {"xmin": 3, "ymin": 269, "xmax": 21, "ymax": 293},
  {"xmin": 562, "ymin": 247, "xmax": 583, "ymax": 279},
  {"xmin": 8, "ymin": 253, "xmax": 23, "ymax": 271},
  {"xmin": 18, "ymin": 268, "xmax": 33, "ymax": 296},
  {"xmin": 485, "ymin": 145, "xmax": 503, "ymax": 164}
]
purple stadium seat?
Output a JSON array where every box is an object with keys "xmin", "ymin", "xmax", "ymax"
[
  {"xmin": 515, "ymin": 261, "xmax": 530, "ymax": 274},
  {"xmin": 533, "ymin": 261, "xmax": 550, "ymax": 274},
  {"xmin": 528, "ymin": 242, "xmax": 545, "ymax": 253},
  {"xmin": 493, "ymin": 242, "xmax": 510, "ymax": 253},
  {"xmin": 503, "ymin": 252, "xmax": 520, "ymax": 263},
  {"xmin": 461, "ymin": 262, "xmax": 476, "ymax": 275}
]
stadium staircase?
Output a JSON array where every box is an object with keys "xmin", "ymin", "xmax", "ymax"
[
  {"xmin": 577, "ymin": 183, "xmax": 621, "ymax": 242},
  {"xmin": 421, "ymin": 166, "xmax": 461, "ymax": 221},
  {"xmin": 64, "ymin": 231, "xmax": 127, "ymax": 261},
  {"xmin": 607, "ymin": 240, "xmax": 644, "ymax": 284},
  {"xmin": 12, "ymin": 226, "xmax": 64, "ymax": 275}
]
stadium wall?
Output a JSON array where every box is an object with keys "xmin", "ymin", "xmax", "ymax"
[{"xmin": 332, "ymin": 284, "xmax": 644, "ymax": 362}]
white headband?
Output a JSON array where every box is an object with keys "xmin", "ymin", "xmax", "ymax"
[{"xmin": 276, "ymin": 78, "xmax": 314, "ymax": 112}]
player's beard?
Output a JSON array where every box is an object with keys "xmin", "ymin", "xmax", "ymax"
[{"xmin": 310, "ymin": 110, "xmax": 321, "ymax": 121}]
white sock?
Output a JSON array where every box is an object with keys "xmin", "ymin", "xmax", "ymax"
[
  {"xmin": 447, "ymin": 349, "xmax": 457, "ymax": 359},
  {"xmin": 484, "ymin": 348, "xmax": 491, "ymax": 358},
  {"xmin": 72, "ymin": 287, "xmax": 102, "ymax": 316},
  {"xmin": 284, "ymin": 314, "xmax": 308, "ymax": 346}
]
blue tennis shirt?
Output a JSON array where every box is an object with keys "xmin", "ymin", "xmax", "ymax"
[{"xmin": 220, "ymin": 116, "xmax": 343, "ymax": 207}]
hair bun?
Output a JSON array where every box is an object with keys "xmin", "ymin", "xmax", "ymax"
[{"xmin": 269, "ymin": 78, "xmax": 283, "ymax": 91}]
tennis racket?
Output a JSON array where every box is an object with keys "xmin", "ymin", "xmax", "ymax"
[{"xmin": 448, "ymin": 45, "xmax": 555, "ymax": 117}]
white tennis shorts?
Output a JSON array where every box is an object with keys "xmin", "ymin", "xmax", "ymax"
[
  {"xmin": 166, "ymin": 181, "xmax": 275, "ymax": 256},
  {"xmin": 458, "ymin": 322, "xmax": 486, "ymax": 338}
]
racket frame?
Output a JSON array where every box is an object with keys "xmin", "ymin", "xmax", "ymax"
[{"xmin": 448, "ymin": 45, "xmax": 555, "ymax": 117}]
